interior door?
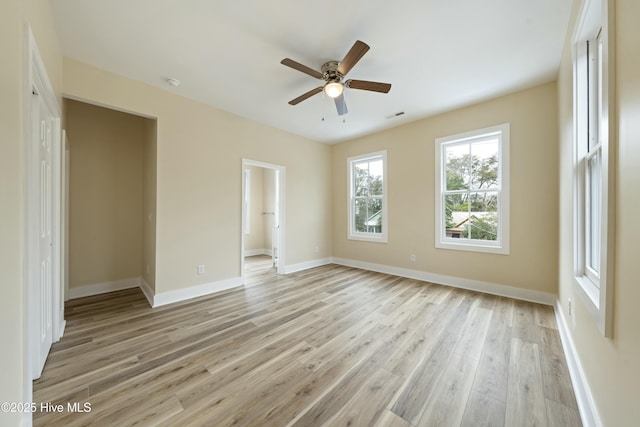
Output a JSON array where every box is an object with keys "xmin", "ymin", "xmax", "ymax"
[{"xmin": 34, "ymin": 90, "xmax": 54, "ymax": 377}]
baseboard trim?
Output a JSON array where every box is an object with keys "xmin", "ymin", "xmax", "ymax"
[
  {"xmin": 151, "ymin": 276, "xmax": 243, "ymax": 308},
  {"xmin": 139, "ymin": 278, "xmax": 155, "ymax": 307},
  {"xmin": 68, "ymin": 277, "xmax": 141, "ymax": 299},
  {"xmin": 555, "ymin": 301, "xmax": 601, "ymax": 427},
  {"xmin": 244, "ymin": 248, "xmax": 271, "ymax": 257},
  {"xmin": 70, "ymin": 275, "xmax": 244, "ymax": 308},
  {"xmin": 283, "ymin": 258, "xmax": 333, "ymax": 274},
  {"xmin": 330, "ymin": 257, "xmax": 556, "ymax": 306}
]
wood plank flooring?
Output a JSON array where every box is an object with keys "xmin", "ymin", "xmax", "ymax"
[{"xmin": 33, "ymin": 256, "xmax": 581, "ymax": 426}]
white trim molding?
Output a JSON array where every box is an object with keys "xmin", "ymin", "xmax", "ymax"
[
  {"xmin": 283, "ymin": 258, "xmax": 333, "ymax": 275},
  {"xmin": 152, "ymin": 277, "xmax": 243, "ymax": 308},
  {"xmin": 139, "ymin": 278, "xmax": 155, "ymax": 307},
  {"xmin": 68, "ymin": 277, "xmax": 141, "ymax": 299},
  {"xmin": 331, "ymin": 257, "xmax": 555, "ymax": 306},
  {"xmin": 555, "ymin": 301, "xmax": 602, "ymax": 427},
  {"xmin": 244, "ymin": 248, "xmax": 271, "ymax": 257},
  {"xmin": 69, "ymin": 276, "xmax": 246, "ymax": 309},
  {"xmin": 66, "ymin": 259, "xmax": 555, "ymax": 308}
]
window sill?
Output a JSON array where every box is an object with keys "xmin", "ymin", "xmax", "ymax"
[
  {"xmin": 574, "ymin": 274, "xmax": 600, "ymax": 313},
  {"xmin": 436, "ymin": 240, "xmax": 509, "ymax": 255},
  {"xmin": 573, "ymin": 274, "xmax": 613, "ymax": 337},
  {"xmin": 348, "ymin": 234, "xmax": 388, "ymax": 244}
]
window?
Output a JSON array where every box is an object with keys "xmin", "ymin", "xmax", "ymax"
[
  {"xmin": 348, "ymin": 151, "xmax": 387, "ymax": 242},
  {"xmin": 435, "ymin": 124, "xmax": 509, "ymax": 254},
  {"xmin": 581, "ymin": 34, "xmax": 603, "ymax": 288},
  {"xmin": 573, "ymin": 0, "xmax": 613, "ymax": 337}
]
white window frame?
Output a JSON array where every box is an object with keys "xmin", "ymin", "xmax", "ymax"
[
  {"xmin": 347, "ymin": 150, "xmax": 388, "ymax": 243},
  {"xmin": 435, "ymin": 123, "xmax": 510, "ymax": 255},
  {"xmin": 572, "ymin": 0, "xmax": 615, "ymax": 337}
]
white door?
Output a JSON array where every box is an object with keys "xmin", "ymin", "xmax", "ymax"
[{"xmin": 33, "ymin": 90, "xmax": 54, "ymax": 377}]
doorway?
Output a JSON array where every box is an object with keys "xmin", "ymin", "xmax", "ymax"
[
  {"xmin": 64, "ymin": 99, "xmax": 156, "ymax": 301},
  {"xmin": 241, "ymin": 159, "xmax": 285, "ymax": 280}
]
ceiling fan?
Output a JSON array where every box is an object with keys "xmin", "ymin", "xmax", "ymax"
[{"xmin": 280, "ymin": 40, "xmax": 392, "ymax": 116}]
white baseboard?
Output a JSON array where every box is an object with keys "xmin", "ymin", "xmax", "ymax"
[
  {"xmin": 139, "ymin": 278, "xmax": 155, "ymax": 307},
  {"xmin": 151, "ymin": 276, "xmax": 243, "ymax": 307},
  {"xmin": 330, "ymin": 257, "xmax": 556, "ymax": 306},
  {"xmin": 244, "ymin": 248, "xmax": 271, "ymax": 257},
  {"xmin": 283, "ymin": 258, "xmax": 333, "ymax": 274},
  {"xmin": 68, "ymin": 277, "xmax": 141, "ymax": 299},
  {"xmin": 555, "ymin": 301, "xmax": 601, "ymax": 427},
  {"xmin": 69, "ymin": 275, "xmax": 243, "ymax": 308}
]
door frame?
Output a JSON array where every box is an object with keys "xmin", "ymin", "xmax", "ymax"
[
  {"xmin": 241, "ymin": 159, "xmax": 286, "ymax": 278},
  {"xmin": 24, "ymin": 25, "xmax": 64, "ymax": 392}
]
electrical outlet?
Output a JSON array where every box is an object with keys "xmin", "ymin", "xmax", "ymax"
[
  {"xmin": 410, "ymin": 254, "xmax": 416, "ymax": 262},
  {"xmin": 197, "ymin": 264, "xmax": 205, "ymax": 275},
  {"xmin": 568, "ymin": 298, "xmax": 573, "ymax": 316}
]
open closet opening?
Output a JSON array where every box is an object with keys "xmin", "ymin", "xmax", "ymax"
[{"xmin": 64, "ymin": 99, "xmax": 157, "ymax": 302}]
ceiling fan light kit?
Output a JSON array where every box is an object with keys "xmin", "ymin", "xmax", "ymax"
[
  {"xmin": 324, "ymin": 82, "xmax": 343, "ymax": 98},
  {"xmin": 281, "ymin": 40, "xmax": 391, "ymax": 116}
]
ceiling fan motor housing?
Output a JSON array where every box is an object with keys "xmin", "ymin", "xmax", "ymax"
[{"xmin": 321, "ymin": 60, "xmax": 343, "ymax": 83}]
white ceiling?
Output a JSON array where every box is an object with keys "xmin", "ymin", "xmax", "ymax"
[{"xmin": 51, "ymin": 0, "xmax": 572, "ymax": 144}]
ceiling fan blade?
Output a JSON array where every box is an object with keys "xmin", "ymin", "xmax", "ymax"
[
  {"xmin": 288, "ymin": 87, "xmax": 323, "ymax": 105},
  {"xmin": 334, "ymin": 93, "xmax": 348, "ymax": 116},
  {"xmin": 337, "ymin": 40, "xmax": 370, "ymax": 76},
  {"xmin": 345, "ymin": 79, "xmax": 392, "ymax": 93},
  {"xmin": 280, "ymin": 58, "xmax": 323, "ymax": 79}
]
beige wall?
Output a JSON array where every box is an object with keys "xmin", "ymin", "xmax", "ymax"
[
  {"xmin": 244, "ymin": 165, "xmax": 265, "ymax": 252},
  {"xmin": 142, "ymin": 118, "xmax": 157, "ymax": 290},
  {"xmin": 557, "ymin": 0, "xmax": 640, "ymax": 424},
  {"xmin": 66, "ymin": 100, "xmax": 148, "ymax": 288},
  {"xmin": 0, "ymin": 0, "xmax": 63, "ymax": 423},
  {"xmin": 332, "ymin": 82, "xmax": 559, "ymax": 294},
  {"xmin": 0, "ymin": 2, "xmax": 26, "ymax": 422},
  {"xmin": 63, "ymin": 58, "xmax": 333, "ymax": 293}
]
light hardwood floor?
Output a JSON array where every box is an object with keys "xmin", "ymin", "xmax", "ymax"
[{"xmin": 33, "ymin": 256, "xmax": 581, "ymax": 426}]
